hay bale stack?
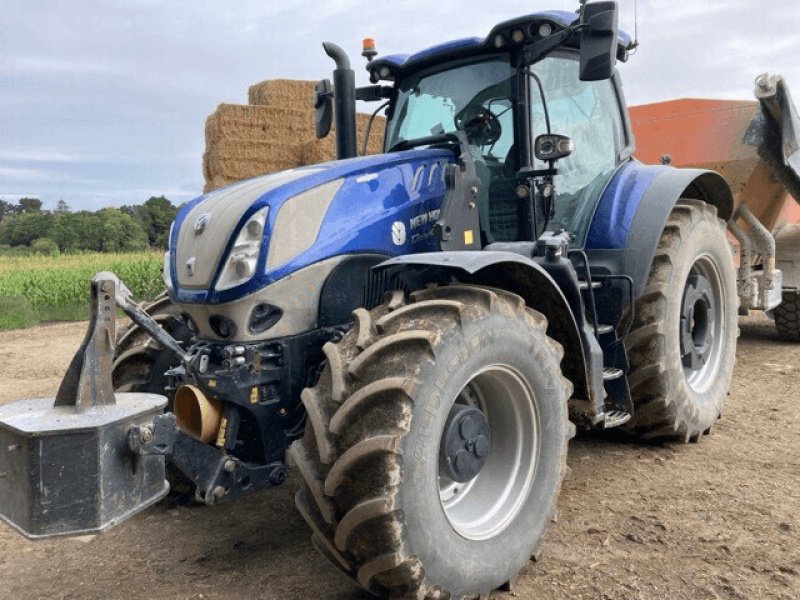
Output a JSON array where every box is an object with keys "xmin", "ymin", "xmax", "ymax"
[{"xmin": 204, "ymin": 79, "xmax": 387, "ymax": 192}]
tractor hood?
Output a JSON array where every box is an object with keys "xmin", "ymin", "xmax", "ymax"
[{"xmin": 168, "ymin": 149, "xmax": 453, "ymax": 304}]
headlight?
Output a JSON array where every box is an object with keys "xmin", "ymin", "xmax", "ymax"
[
  {"xmin": 216, "ymin": 207, "xmax": 269, "ymax": 291},
  {"xmin": 266, "ymin": 179, "xmax": 344, "ymax": 269}
]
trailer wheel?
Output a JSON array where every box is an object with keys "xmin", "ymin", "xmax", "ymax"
[
  {"xmin": 773, "ymin": 293, "xmax": 800, "ymax": 341},
  {"xmin": 623, "ymin": 200, "xmax": 738, "ymax": 442},
  {"xmin": 291, "ymin": 284, "xmax": 573, "ymax": 599}
]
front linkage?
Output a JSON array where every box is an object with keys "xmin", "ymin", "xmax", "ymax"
[
  {"xmin": 0, "ymin": 272, "xmax": 318, "ymax": 539},
  {"xmin": 110, "ymin": 272, "xmax": 338, "ymax": 506}
]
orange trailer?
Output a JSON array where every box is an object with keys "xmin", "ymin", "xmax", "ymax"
[
  {"xmin": 630, "ymin": 94, "xmax": 800, "ymax": 229},
  {"xmin": 628, "ymin": 74, "xmax": 800, "ymax": 337}
]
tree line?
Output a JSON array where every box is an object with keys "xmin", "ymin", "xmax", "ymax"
[{"xmin": 0, "ymin": 196, "xmax": 178, "ymax": 255}]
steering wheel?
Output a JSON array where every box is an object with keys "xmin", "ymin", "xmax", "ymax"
[{"xmin": 454, "ymin": 107, "xmax": 502, "ymax": 147}]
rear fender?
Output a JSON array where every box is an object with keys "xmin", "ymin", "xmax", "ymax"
[
  {"xmin": 586, "ymin": 162, "xmax": 733, "ymax": 297},
  {"xmin": 376, "ymin": 251, "xmax": 602, "ymax": 425}
]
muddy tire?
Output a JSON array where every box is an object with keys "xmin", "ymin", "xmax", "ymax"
[
  {"xmin": 290, "ymin": 284, "xmax": 574, "ymax": 599},
  {"xmin": 774, "ymin": 293, "xmax": 800, "ymax": 342},
  {"xmin": 623, "ymin": 200, "xmax": 738, "ymax": 442}
]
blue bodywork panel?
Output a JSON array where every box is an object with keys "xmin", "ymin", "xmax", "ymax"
[
  {"xmin": 170, "ymin": 150, "xmax": 453, "ymax": 304},
  {"xmin": 585, "ymin": 161, "xmax": 664, "ymax": 250},
  {"xmin": 583, "ymin": 160, "xmax": 732, "ymax": 297}
]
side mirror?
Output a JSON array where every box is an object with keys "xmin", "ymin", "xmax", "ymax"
[
  {"xmin": 313, "ymin": 79, "xmax": 333, "ymax": 139},
  {"xmin": 535, "ymin": 134, "xmax": 575, "ymax": 162},
  {"xmin": 578, "ymin": 1, "xmax": 619, "ymax": 81}
]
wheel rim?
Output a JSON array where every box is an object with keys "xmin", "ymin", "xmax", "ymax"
[
  {"xmin": 438, "ymin": 364, "xmax": 539, "ymax": 541},
  {"xmin": 680, "ymin": 254, "xmax": 726, "ymax": 393}
]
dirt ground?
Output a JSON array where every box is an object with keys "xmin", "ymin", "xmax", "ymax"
[{"xmin": 0, "ymin": 315, "xmax": 797, "ymax": 600}]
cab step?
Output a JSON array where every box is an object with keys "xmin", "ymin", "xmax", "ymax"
[
  {"xmin": 602, "ymin": 367, "xmax": 624, "ymax": 381},
  {"xmin": 578, "ymin": 280, "xmax": 602, "ymax": 290},
  {"xmin": 596, "ymin": 323, "xmax": 615, "ymax": 336},
  {"xmin": 603, "ymin": 409, "xmax": 632, "ymax": 429}
]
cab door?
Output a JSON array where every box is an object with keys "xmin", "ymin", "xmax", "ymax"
[{"xmin": 529, "ymin": 52, "xmax": 627, "ymax": 246}]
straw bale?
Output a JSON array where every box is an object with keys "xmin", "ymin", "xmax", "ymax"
[
  {"xmin": 202, "ymin": 149, "xmax": 213, "ymax": 182},
  {"xmin": 301, "ymin": 136, "xmax": 336, "ymax": 165},
  {"xmin": 357, "ymin": 114, "xmax": 386, "ymax": 155},
  {"xmin": 206, "ymin": 139, "xmax": 305, "ymax": 179},
  {"xmin": 205, "ymin": 103, "xmax": 314, "ymax": 146},
  {"xmin": 249, "ymin": 79, "xmax": 317, "ymax": 106}
]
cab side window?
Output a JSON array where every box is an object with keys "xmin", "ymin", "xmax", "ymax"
[{"xmin": 530, "ymin": 54, "xmax": 624, "ymax": 242}]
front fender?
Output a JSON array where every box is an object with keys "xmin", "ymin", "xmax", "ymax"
[
  {"xmin": 585, "ymin": 161, "xmax": 733, "ymax": 297},
  {"xmin": 376, "ymin": 251, "xmax": 602, "ymax": 425}
]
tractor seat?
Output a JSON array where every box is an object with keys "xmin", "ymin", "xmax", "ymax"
[{"xmin": 485, "ymin": 147, "xmax": 520, "ymax": 243}]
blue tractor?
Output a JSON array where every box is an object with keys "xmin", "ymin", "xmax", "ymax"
[{"xmin": 0, "ymin": 2, "xmax": 738, "ymax": 598}]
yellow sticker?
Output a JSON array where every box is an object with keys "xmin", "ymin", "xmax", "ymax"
[
  {"xmin": 464, "ymin": 229, "xmax": 474, "ymax": 245},
  {"xmin": 250, "ymin": 387, "xmax": 259, "ymax": 404},
  {"xmin": 216, "ymin": 417, "xmax": 228, "ymax": 448},
  {"xmin": 208, "ymin": 379, "xmax": 217, "ymax": 388}
]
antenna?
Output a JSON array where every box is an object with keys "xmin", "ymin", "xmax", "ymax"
[{"xmin": 627, "ymin": 0, "xmax": 640, "ymax": 53}]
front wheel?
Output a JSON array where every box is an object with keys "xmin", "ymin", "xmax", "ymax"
[
  {"xmin": 623, "ymin": 199, "xmax": 738, "ymax": 441},
  {"xmin": 290, "ymin": 284, "xmax": 574, "ymax": 599}
]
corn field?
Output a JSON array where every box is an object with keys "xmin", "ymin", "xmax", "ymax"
[{"xmin": 0, "ymin": 252, "xmax": 164, "ymax": 308}]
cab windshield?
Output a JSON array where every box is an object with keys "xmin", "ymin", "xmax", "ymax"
[
  {"xmin": 386, "ymin": 57, "xmax": 521, "ymax": 242},
  {"xmin": 386, "ymin": 57, "xmax": 515, "ymax": 158}
]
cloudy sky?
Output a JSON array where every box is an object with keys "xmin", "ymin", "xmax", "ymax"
[{"xmin": 2, "ymin": 1, "xmax": 799, "ymax": 211}]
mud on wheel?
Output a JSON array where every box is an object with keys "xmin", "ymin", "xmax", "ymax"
[
  {"xmin": 290, "ymin": 284, "xmax": 574, "ymax": 599},
  {"xmin": 623, "ymin": 199, "xmax": 738, "ymax": 442}
]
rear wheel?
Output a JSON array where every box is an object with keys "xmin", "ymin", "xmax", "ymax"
[
  {"xmin": 623, "ymin": 200, "xmax": 738, "ymax": 442},
  {"xmin": 774, "ymin": 293, "xmax": 800, "ymax": 341},
  {"xmin": 291, "ymin": 284, "xmax": 574, "ymax": 599}
]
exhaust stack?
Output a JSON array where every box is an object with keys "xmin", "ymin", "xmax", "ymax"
[{"xmin": 323, "ymin": 41, "xmax": 357, "ymax": 160}]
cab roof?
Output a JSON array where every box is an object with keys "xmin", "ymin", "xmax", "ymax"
[{"xmin": 368, "ymin": 10, "xmax": 631, "ymax": 81}]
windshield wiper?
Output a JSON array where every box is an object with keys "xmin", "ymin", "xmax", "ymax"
[{"xmin": 388, "ymin": 132, "xmax": 459, "ymax": 153}]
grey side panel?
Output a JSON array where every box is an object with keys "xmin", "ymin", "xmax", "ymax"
[
  {"xmin": 587, "ymin": 168, "xmax": 733, "ymax": 298},
  {"xmin": 178, "ymin": 256, "xmax": 346, "ymax": 342},
  {"xmin": 176, "ymin": 169, "xmax": 312, "ymax": 288}
]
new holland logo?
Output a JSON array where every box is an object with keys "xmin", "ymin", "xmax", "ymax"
[
  {"xmin": 391, "ymin": 221, "xmax": 406, "ymax": 246},
  {"xmin": 194, "ymin": 213, "xmax": 211, "ymax": 235}
]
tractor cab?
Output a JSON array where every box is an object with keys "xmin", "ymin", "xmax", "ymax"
[
  {"xmin": 355, "ymin": 4, "xmax": 634, "ymax": 248},
  {"xmin": 381, "ymin": 48, "xmax": 632, "ymax": 246}
]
